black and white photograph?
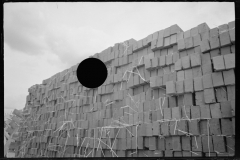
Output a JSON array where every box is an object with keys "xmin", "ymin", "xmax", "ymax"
[{"xmin": 4, "ymin": 2, "xmax": 235, "ymax": 158}]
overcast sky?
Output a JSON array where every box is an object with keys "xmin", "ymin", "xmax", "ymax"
[{"xmin": 4, "ymin": 2, "xmax": 234, "ymax": 113}]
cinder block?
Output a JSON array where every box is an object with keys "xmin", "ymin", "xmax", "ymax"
[
  {"xmin": 173, "ymin": 52, "xmax": 180, "ymax": 63},
  {"xmin": 210, "ymin": 49, "xmax": 220, "ymax": 58},
  {"xmin": 185, "ymin": 69, "xmax": 193, "ymax": 80},
  {"xmin": 202, "ymin": 136, "xmax": 214, "ymax": 152},
  {"xmin": 165, "ymin": 137, "xmax": 173, "ymax": 150},
  {"xmin": 152, "ymin": 57, "xmax": 159, "ymax": 68},
  {"xmin": 209, "ymin": 36, "xmax": 220, "ymax": 49},
  {"xmin": 157, "ymin": 30, "xmax": 164, "ymax": 49},
  {"xmin": 220, "ymin": 46, "xmax": 231, "ymax": 55},
  {"xmin": 230, "ymin": 100, "xmax": 235, "ymax": 116},
  {"xmin": 190, "ymin": 53, "xmax": 201, "ymax": 67},
  {"xmin": 200, "ymin": 104, "xmax": 211, "ymax": 119},
  {"xmin": 200, "ymin": 120, "xmax": 208, "ymax": 135},
  {"xmin": 229, "ymin": 28, "xmax": 235, "ymax": 43},
  {"xmin": 162, "ymin": 96, "xmax": 169, "ymax": 109},
  {"xmin": 163, "ymin": 27, "xmax": 171, "ymax": 37},
  {"xmin": 149, "ymin": 137, "xmax": 157, "ymax": 150},
  {"xmin": 219, "ymin": 31, "xmax": 231, "ymax": 47},
  {"xmin": 202, "ymin": 63, "xmax": 212, "ymax": 75},
  {"xmin": 184, "ymin": 30, "xmax": 191, "ymax": 38},
  {"xmin": 156, "ymin": 75, "xmax": 163, "ymax": 87},
  {"xmin": 227, "ymin": 85, "xmax": 235, "ymax": 101},
  {"xmin": 170, "ymin": 64, "xmax": 175, "ymax": 73},
  {"xmin": 131, "ymin": 137, "xmax": 137, "ymax": 149},
  {"xmin": 144, "ymin": 111, "xmax": 151, "ymax": 123},
  {"xmin": 175, "ymin": 59, "xmax": 182, "ymax": 71},
  {"xmin": 185, "ymin": 37, "xmax": 194, "ymax": 49},
  {"xmin": 163, "ymin": 108, "xmax": 172, "ymax": 120},
  {"xmin": 228, "ymin": 21, "xmax": 235, "ymax": 29},
  {"xmin": 189, "ymin": 120, "xmax": 200, "ymax": 135},
  {"xmin": 181, "ymin": 56, "xmax": 191, "ymax": 69},
  {"xmin": 146, "ymin": 123, "xmax": 153, "ymax": 136},
  {"xmin": 210, "ymin": 27, "xmax": 219, "ymax": 37},
  {"xmin": 176, "ymin": 80, "xmax": 184, "ymax": 94},
  {"xmin": 166, "ymin": 81, "xmax": 176, "ymax": 95},
  {"xmin": 144, "ymin": 57, "xmax": 152, "ymax": 70},
  {"xmin": 172, "ymin": 107, "xmax": 181, "ymax": 120},
  {"xmin": 216, "ymin": 87, "xmax": 227, "ymax": 102},
  {"xmin": 166, "ymin": 54, "xmax": 173, "ymax": 65},
  {"xmin": 232, "ymin": 117, "xmax": 235, "ymax": 135},
  {"xmin": 200, "ymin": 30, "xmax": 210, "ymax": 40},
  {"xmin": 177, "ymin": 70, "xmax": 185, "ymax": 81},
  {"xmin": 194, "ymin": 77, "xmax": 203, "ymax": 91},
  {"xmin": 220, "ymin": 101, "xmax": 232, "ymax": 118},
  {"xmin": 152, "ymin": 31, "xmax": 159, "ymax": 41},
  {"xmin": 223, "ymin": 69, "xmax": 235, "ymax": 85},
  {"xmin": 164, "ymin": 37, "xmax": 171, "ymax": 47},
  {"xmin": 138, "ymin": 123, "xmax": 147, "ymax": 137},
  {"xmin": 151, "ymin": 110, "xmax": 157, "ymax": 122},
  {"xmin": 226, "ymin": 136, "xmax": 235, "ymax": 155},
  {"xmin": 190, "ymin": 27, "xmax": 198, "ymax": 36},
  {"xmin": 170, "ymin": 34, "xmax": 177, "ymax": 45},
  {"xmin": 194, "ymin": 45, "xmax": 201, "ymax": 53},
  {"xmin": 158, "ymin": 137, "xmax": 165, "ymax": 151},
  {"xmin": 177, "ymin": 94, "xmax": 184, "ymax": 107},
  {"xmin": 198, "ymin": 23, "xmax": 210, "ymax": 33},
  {"xmin": 179, "ymin": 50, "xmax": 187, "ymax": 58},
  {"xmin": 173, "ymin": 151, "xmax": 182, "ymax": 157},
  {"xmin": 192, "ymin": 136, "xmax": 202, "ymax": 152},
  {"xmin": 200, "ymin": 39, "xmax": 210, "ymax": 53},
  {"xmin": 184, "ymin": 93, "xmax": 194, "ymax": 106},
  {"xmin": 204, "ymin": 88, "xmax": 216, "ymax": 103},
  {"xmin": 193, "ymin": 34, "xmax": 201, "ymax": 47},
  {"xmin": 212, "ymin": 72, "xmax": 224, "ymax": 87},
  {"xmin": 169, "ymin": 96, "xmax": 177, "ymax": 108},
  {"xmin": 212, "ymin": 55, "xmax": 225, "ymax": 71},
  {"xmin": 133, "ymin": 74, "xmax": 140, "ymax": 86},
  {"xmin": 184, "ymin": 78, "xmax": 194, "ymax": 93},
  {"xmin": 187, "ymin": 48, "xmax": 194, "ymax": 56},
  {"xmin": 152, "ymin": 121, "xmax": 160, "ymax": 136},
  {"xmin": 168, "ymin": 71, "xmax": 177, "ymax": 82},
  {"xmin": 212, "ymin": 135, "xmax": 226, "ymax": 153},
  {"xmin": 192, "ymin": 66, "xmax": 202, "ymax": 78},
  {"xmin": 153, "ymin": 150, "xmax": 163, "ymax": 157},
  {"xmin": 177, "ymin": 120, "xmax": 188, "ymax": 135},
  {"xmin": 182, "ymin": 136, "xmax": 191, "ymax": 151},
  {"xmin": 202, "ymin": 74, "xmax": 213, "ymax": 89},
  {"xmin": 209, "ymin": 103, "xmax": 222, "ymax": 118},
  {"xmin": 178, "ymin": 39, "xmax": 185, "ymax": 51},
  {"xmin": 221, "ymin": 118, "xmax": 233, "ymax": 136},
  {"xmin": 151, "ymin": 39, "xmax": 158, "ymax": 51},
  {"xmin": 219, "ymin": 24, "xmax": 229, "ymax": 32},
  {"xmin": 169, "ymin": 120, "xmax": 177, "ymax": 135},
  {"xmin": 150, "ymin": 76, "xmax": 156, "ymax": 88},
  {"xmin": 172, "ymin": 136, "xmax": 181, "ymax": 151},
  {"xmin": 191, "ymin": 105, "xmax": 201, "ymax": 119},
  {"xmin": 201, "ymin": 53, "xmax": 210, "ymax": 67},
  {"xmin": 159, "ymin": 55, "xmax": 166, "ymax": 67},
  {"xmin": 224, "ymin": 54, "xmax": 235, "ymax": 69},
  {"xmin": 165, "ymin": 150, "xmax": 173, "ymax": 157},
  {"xmin": 209, "ymin": 118, "xmax": 221, "ymax": 135},
  {"xmin": 231, "ymin": 45, "xmax": 235, "ymax": 53},
  {"xmin": 161, "ymin": 121, "xmax": 169, "ymax": 136}
]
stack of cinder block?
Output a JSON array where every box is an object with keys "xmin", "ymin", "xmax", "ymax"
[{"xmin": 13, "ymin": 20, "xmax": 235, "ymax": 158}]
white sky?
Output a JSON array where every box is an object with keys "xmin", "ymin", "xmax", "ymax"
[{"xmin": 4, "ymin": 2, "xmax": 235, "ymax": 113}]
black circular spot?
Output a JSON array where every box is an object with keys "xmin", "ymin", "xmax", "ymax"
[{"xmin": 77, "ymin": 58, "xmax": 107, "ymax": 88}]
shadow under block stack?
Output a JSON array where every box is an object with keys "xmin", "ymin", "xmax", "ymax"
[{"xmin": 13, "ymin": 20, "xmax": 235, "ymax": 158}]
